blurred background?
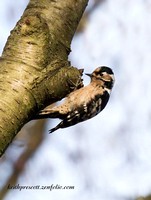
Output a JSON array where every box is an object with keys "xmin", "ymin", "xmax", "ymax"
[{"xmin": 0, "ymin": 0, "xmax": 151, "ymax": 199}]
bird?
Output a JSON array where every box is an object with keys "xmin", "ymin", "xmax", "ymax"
[{"xmin": 36, "ymin": 66, "xmax": 115, "ymax": 133}]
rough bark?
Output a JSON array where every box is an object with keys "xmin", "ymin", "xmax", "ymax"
[{"xmin": 0, "ymin": 0, "xmax": 88, "ymax": 157}]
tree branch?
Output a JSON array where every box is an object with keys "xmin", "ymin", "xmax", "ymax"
[{"xmin": 0, "ymin": 0, "xmax": 88, "ymax": 157}]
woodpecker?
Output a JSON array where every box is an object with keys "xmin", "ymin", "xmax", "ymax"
[{"xmin": 36, "ymin": 66, "xmax": 115, "ymax": 133}]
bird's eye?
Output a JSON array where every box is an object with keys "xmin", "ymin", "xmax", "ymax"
[
  {"xmin": 96, "ymin": 71, "xmax": 103, "ymax": 76},
  {"xmin": 98, "ymin": 72, "xmax": 103, "ymax": 77}
]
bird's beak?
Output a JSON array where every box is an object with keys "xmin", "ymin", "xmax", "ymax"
[{"xmin": 85, "ymin": 73, "xmax": 93, "ymax": 77}]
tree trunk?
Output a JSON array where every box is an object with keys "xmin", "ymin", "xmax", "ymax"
[{"xmin": 0, "ymin": 0, "xmax": 88, "ymax": 157}]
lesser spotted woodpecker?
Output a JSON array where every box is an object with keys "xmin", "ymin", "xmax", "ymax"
[{"xmin": 36, "ymin": 66, "xmax": 115, "ymax": 133}]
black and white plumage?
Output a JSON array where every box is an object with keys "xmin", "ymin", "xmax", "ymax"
[{"xmin": 36, "ymin": 66, "xmax": 115, "ymax": 133}]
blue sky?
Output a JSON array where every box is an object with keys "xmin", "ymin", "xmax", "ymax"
[{"xmin": 1, "ymin": 1, "xmax": 151, "ymax": 200}]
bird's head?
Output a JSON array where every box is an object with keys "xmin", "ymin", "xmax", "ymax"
[{"xmin": 85, "ymin": 66, "xmax": 115, "ymax": 89}]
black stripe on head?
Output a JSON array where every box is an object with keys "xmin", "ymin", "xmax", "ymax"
[{"xmin": 99, "ymin": 66, "xmax": 113, "ymax": 75}]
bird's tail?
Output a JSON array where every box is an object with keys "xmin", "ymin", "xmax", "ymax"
[
  {"xmin": 49, "ymin": 121, "xmax": 64, "ymax": 133},
  {"xmin": 49, "ymin": 124, "xmax": 60, "ymax": 133}
]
